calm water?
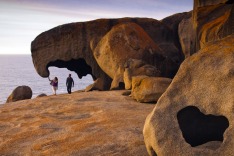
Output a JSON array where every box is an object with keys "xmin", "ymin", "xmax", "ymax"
[{"xmin": 0, "ymin": 55, "xmax": 93, "ymax": 104}]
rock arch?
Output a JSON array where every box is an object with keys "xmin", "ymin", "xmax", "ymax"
[
  {"xmin": 31, "ymin": 17, "xmax": 190, "ymax": 90},
  {"xmin": 47, "ymin": 58, "xmax": 93, "ymax": 79}
]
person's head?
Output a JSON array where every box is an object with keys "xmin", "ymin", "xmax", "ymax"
[
  {"xmin": 69, "ymin": 74, "xmax": 71, "ymax": 77},
  {"xmin": 54, "ymin": 77, "xmax": 58, "ymax": 81}
]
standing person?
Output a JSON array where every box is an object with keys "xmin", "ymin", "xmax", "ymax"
[
  {"xmin": 49, "ymin": 77, "xmax": 58, "ymax": 95},
  {"xmin": 66, "ymin": 74, "xmax": 74, "ymax": 94}
]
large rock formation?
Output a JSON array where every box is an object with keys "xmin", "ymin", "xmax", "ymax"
[
  {"xmin": 93, "ymin": 23, "xmax": 175, "ymax": 89},
  {"xmin": 192, "ymin": 0, "xmax": 234, "ymax": 53},
  {"xmin": 31, "ymin": 17, "xmax": 189, "ymax": 90},
  {"xmin": 131, "ymin": 76, "xmax": 172, "ymax": 103},
  {"xmin": 31, "ymin": 20, "xmax": 113, "ymax": 90},
  {"xmin": 177, "ymin": 0, "xmax": 234, "ymax": 57},
  {"xmin": 6, "ymin": 86, "xmax": 32, "ymax": 103},
  {"xmin": 161, "ymin": 12, "xmax": 192, "ymax": 60},
  {"xmin": 143, "ymin": 35, "xmax": 234, "ymax": 155}
]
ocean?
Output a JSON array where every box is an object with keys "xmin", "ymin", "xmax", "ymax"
[{"xmin": 0, "ymin": 55, "xmax": 93, "ymax": 104}]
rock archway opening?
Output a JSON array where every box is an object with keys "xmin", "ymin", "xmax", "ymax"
[
  {"xmin": 47, "ymin": 58, "xmax": 95, "ymax": 80},
  {"xmin": 177, "ymin": 106, "xmax": 229, "ymax": 148}
]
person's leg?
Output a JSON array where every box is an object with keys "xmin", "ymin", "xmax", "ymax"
[
  {"xmin": 52, "ymin": 86, "xmax": 56, "ymax": 95},
  {"xmin": 69, "ymin": 86, "xmax": 72, "ymax": 94},
  {"xmin": 67, "ymin": 86, "xmax": 69, "ymax": 94},
  {"xmin": 55, "ymin": 87, "xmax": 57, "ymax": 95},
  {"xmin": 68, "ymin": 85, "xmax": 72, "ymax": 94},
  {"xmin": 68, "ymin": 86, "xmax": 71, "ymax": 94},
  {"xmin": 69, "ymin": 86, "xmax": 71, "ymax": 94}
]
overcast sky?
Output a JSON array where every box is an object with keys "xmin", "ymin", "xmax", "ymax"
[{"xmin": 0, "ymin": 0, "xmax": 193, "ymax": 55}]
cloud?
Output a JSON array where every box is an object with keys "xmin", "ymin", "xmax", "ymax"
[
  {"xmin": 1, "ymin": 0, "xmax": 193, "ymax": 20},
  {"xmin": 0, "ymin": 0, "xmax": 193, "ymax": 54}
]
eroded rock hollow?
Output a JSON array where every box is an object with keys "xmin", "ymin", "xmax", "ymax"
[
  {"xmin": 143, "ymin": 35, "xmax": 234, "ymax": 156},
  {"xmin": 177, "ymin": 106, "xmax": 229, "ymax": 147}
]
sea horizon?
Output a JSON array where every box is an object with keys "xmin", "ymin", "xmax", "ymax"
[{"xmin": 0, "ymin": 55, "xmax": 93, "ymax": 104}]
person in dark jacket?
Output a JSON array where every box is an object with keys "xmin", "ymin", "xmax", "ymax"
[{"xmin": 66, "ymin": 74, "xmax": 74, "ymax": 94}]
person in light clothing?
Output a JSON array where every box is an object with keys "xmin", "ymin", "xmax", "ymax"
[{"xmin": 49, "ymin": 77, "xmax": 58, "ymax": 95}]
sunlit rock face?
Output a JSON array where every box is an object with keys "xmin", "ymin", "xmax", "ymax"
[
  {"xmin": 93, "ymin": 22, "xmax": 177, "ymax": 89},
  {"xmin": 143, "ymin": 1, "xmax": 234, "ymax": 154},
  {"xmin": 192, "ymin": 0, "xmax": 234, "ymax": 53},
  {"xmin": 31, "ymin": 17, "xmax": 189, "ymax": 90},
  {"xmin": 178, "ymin": 0, "xmax": 234, "ymax": 57},
  {"xmin": 131, "ymin": 76, "xmax": 172, "ymax": 103},
  {"xmin": 0, "ymin": 90, "xmax": 155, "ymax": 155},
  {"xmin": 123, "ymin": 59, "xmax": 161, "ymax": 90},
  {"xmin": 143, "ymin": 35, "xmax": 234, "ymax": 156}
]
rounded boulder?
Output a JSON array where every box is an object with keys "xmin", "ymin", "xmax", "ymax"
[
  {"xmin": 131, "ymin": 76, "xmax": 172, "ymax": 103},
  {"xmin": 143, "ymin": 35, "xmax": 234, "ymax": 155},
  {"xmin": 6, "ymin": 86, "xmax": 33, "ymax": 103}
]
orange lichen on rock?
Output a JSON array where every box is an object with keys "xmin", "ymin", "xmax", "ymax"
[
  {"xmin": 192, "ymin": 2, "xmax": 234, "ymax": 52},
  {"xmin": 0, "ymin": 90, "xmax": 154, "ymax": 155},
  {"xmin": 199, "ymin": 8, "xmax": 231, "ymax": 48}
]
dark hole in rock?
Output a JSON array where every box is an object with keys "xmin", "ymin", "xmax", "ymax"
[
  {"xmin": 119, "ymin": 82, "xmax": 125, "ymax": 90},
  {"xmin": 149, "ymin": 147, "xmax": 157, "ymax": 156},
  {"xmin": 177, "ymin": 106, "xmax": 229, "ymax": 147},
  {"xmin": 47, "ymin": 58, "xmax": 95, "ymax": 79}
]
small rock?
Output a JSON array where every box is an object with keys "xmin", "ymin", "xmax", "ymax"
[
  {"xmin": 85, "ymin": 78, "xmax": 104, "ymax": 92},
  {"xmin": 131, "ymin": 76, "xmax": 172, "ymax": 103},
  {"xmin": 36, "ymin": 93, "xmax": 47, "ymax": 98}
]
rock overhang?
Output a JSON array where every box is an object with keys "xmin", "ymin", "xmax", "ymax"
[{"xmin": 31, "ymin": 17, "xmax": 191, "ymax": 90}]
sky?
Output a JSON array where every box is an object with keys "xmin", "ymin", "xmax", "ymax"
[{"xmin": 0, "ymin": 0, "xmax": 193, "ymax": 55}]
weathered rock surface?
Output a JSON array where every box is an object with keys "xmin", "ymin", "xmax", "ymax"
[
  {"xmin": 131, "ymin": 76, "xmax": 172, "ymax": 103},
  {"xmin": 93, "ymin": 23, "xmax": 172, "ymax": 89},
  {"xmin": 178, "ymin": 17, "xmax": 193, "ymax": 58},
  {"xmin": 124, "ymin": 59, "xmax": 160, "ymax": 90},
  {"xmin": 161, "ymin": 12, "xmax": 192, "ymax": 60},
  {"xmin": 143, "ymin": 35, "xmax": 234, "ymax": 155},
  {"xmin": 6, "ymin": 86, "xmax": 32, "ymax": 103},
  {"xmin": 85, "ymin": 78, "xmax": 104, "ymax": 92},
  {"xmin": 192, "ymin": 0, "xmax": 234, "ymax": 53},
  {"xmin": 31, "ymin": 17, "xmax": 190, "ymax": 90},
  {"xmin": 0, "ymin": 90, "xmax": 154, "ymax": 155}
]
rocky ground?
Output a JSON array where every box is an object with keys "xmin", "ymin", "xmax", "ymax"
[{"xmin": 0, "ymin": 90, "xmax": 154, "ymax": 156}]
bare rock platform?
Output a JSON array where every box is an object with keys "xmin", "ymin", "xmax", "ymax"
[{"xmin": 0, "ymin": 90, "xmax": 154, "ymax": 156}]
